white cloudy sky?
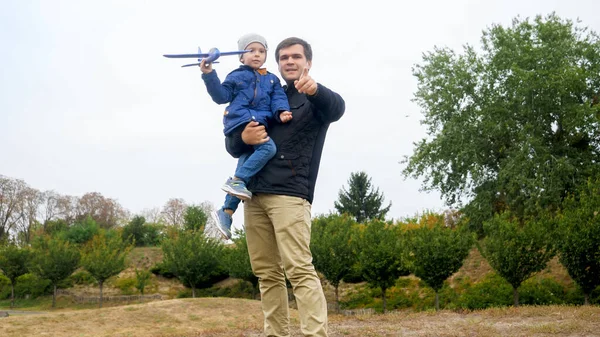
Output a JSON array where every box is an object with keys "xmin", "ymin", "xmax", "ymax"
[{"xmin": 1, "ymin": 0, "xmax": 599, "ymax": 230}]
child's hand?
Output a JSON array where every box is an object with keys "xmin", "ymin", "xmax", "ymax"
[
  {"xmin": 279, "ymin": 111, "xmax": 293, "ymax": 123},
  {"xmin": 199, "ymin": 59, "xmax": 213, "ymax": 74}
]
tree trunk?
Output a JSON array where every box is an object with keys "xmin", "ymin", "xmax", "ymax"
[
  {"xmin": 192, "ymin": 286, "xmax": 196, "ymax": 298},
  {"xmin": 99, "ymin": 280, "xmax": 104, "ymax": 308},
  {"xmin": 335, "ymin": 285, "xmax": 340, "ymax": 313},
  {"xmin": 10, "ymin": 283, "xmax": 15, "ymax": 309},
  {"xmin": 382, "ymin": 288, "xmax": 387, "ymax": 313},
  {"xmin": 52, "ymin": 284, "xmax": 57, "ymax": 308},
  {"xmin": 435, "ymin": 291, "xmax": 440, "ymax": 311},
  {"xmin": 584, "ymin": 293, "xmax": 590, "ymax": 305},
  {"xmin": 513, "ymin": 287, "xmax": 519, "ymax": 307}
]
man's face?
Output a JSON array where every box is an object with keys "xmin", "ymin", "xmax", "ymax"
[{"xmin": 277, "ymin": 44, "xmax": 312, "ymax": 82}]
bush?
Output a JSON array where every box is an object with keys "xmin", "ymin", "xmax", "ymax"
[
  {"xmin": 339, "ymin": 284, "xmax": 377, "ymax": 310},
  {"xmin": 113, "ymin": 277, "xmax": 136, "ymax": 295},
  {"xmin": 342, "ymin": 263, "xmax": 366, "ymax": 283},
  {"xmin": 518, "ymin": 278, "xmax": 566, "ymax": 305},
  {"xmin": 564, "ymin": 285, "xmax": 600, "ymax": 305},
  {"xmin": 195, "ymin": 280, "xmax": 255, "ymax": 299},
  {"xmin": 69, "ymin": 270, "xmax": 97, "ymax": 285},
  {"xmin": 455, "ymin": 273, "xmax": 513, "ymax": 310},
  {"xmin": 150, "ymin": 262, "xmax": 176, "ymax": 279},
  {"xmin": 0, "ymin": 274, "xmax": 10, "ymax": 300},
  {"xmin": 14, "ymin": 273, "xmax": 52, "ymax": 299},
  {"xmin": 56, "ymin": 277, "xmax": 74, "ymax": 289}
]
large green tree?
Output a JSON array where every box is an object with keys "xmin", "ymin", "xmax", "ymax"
[
  {"xmin": 161, "ymin": 230, "xmax": 225, "ymax": 297},
  {"xmin": 558, "ymin": 177, "xmax": 600, "ymax": 305},
  {"xmin": 403, "ymin": 14, "xmax": 600, "ymax": 234},
  {"xmin": 183, "ymin": 205, "xmax": 208, "ymax": 232},
  {"xmin": 334, "ymin": 171, "xmax": 391, "ymax": 223},
  {"xmin": 311, "ymin": 214, "xmax": 358, "ymax": 312},
  {"xmin": 477, "ymin": 211, "xmax": 556, "ymax": 306},
  {"xmin": 81, "ymin": 233, "xmax": 131, "ymax": 308},
  {"xmin": 122, "ymin": 216, "xmax": 162, "ymax": 247},
  {"xmin": 356, "ymin": 220, "xmax": 410, "ymax": 313},
  {"xmin": 407, "ymin": 215, "xmax": 474, "ymax": 310},
  {"xmin": 0, "ymin": 244, "xmax": 31, "ymax": 308},
  {"xmin": 30, "ymin": 236, "xmax": 80, "ymax": 308}
]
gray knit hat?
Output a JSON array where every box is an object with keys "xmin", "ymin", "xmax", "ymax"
[{"xmin": 237, "ymin": 33, "xmax": 268, "ymax": 51}]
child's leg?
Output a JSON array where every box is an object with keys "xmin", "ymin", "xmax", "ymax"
[
  {"xmin": 233, "ymin": 138, "xmax": 277, "ymax": 183},
  {"xmin": 223, "ymin": 193, "xmax": 241, "ymax": 214},
  {"xmin": 222, "ymin": 151, "xmax": 254, "ymax": 201}
]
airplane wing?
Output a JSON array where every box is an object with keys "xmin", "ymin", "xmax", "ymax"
[
  {"xmin": 219, "ymin": 50, "xmax": 250, "ymax": 56},
  {"xmin": 181, "ymin": 62, "xmax": 201, "ymax": 67},
  {"xmin": 163, "ymin": 53, "xmax": 210, "ymax": 58},
  {"xmin": 180, "ymin": 61, "xmax": 220, "ymax": 67}
]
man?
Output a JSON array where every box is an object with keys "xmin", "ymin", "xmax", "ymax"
[{"xmin": 225, "ymin": 37, "xmax": 345, "ymax": 337}]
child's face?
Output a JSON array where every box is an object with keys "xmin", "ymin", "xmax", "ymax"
[{"xmin": 241, "ymin": 42, "xmax": 267, "ymax": 69}]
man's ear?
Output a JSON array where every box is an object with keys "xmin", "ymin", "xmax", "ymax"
[{"xmin": 306, "ymin": 60, "xmax": 312, "ymax": 71}]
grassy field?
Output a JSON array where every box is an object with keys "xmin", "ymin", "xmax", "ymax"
[
  {"xmin": 1, "ymin": 297, "xmax": 600, "ymax": 336},
  {"xmin": 2, "ymin": 247, "xmax": 596, "ymax": 336}
]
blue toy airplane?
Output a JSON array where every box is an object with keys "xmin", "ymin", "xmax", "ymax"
[{"xmin": 163, "ymin": 47, "xmax": 249, "ymax": 68}]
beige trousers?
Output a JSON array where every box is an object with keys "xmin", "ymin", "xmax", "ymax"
[{"xmin": 244, "ymin": 194, "xmax": 328, "ymax": 337}]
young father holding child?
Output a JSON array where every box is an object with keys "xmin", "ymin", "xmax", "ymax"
[{"xmin": 225, "ymin": 36, "xmax": 345, "ymax": 337}]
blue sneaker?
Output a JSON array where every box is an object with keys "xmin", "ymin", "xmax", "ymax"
[
  {"xmin": 212, "ymin": 209, "xmax": 232, "ymax": 240},
  {"xmin": 221, "ymin": 178, "xmax": 252, "ymax": 201}
]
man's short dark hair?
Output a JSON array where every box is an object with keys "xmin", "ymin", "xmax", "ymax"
[{"xmin": 275, "ymin": 37, "xmax": 313, "ymax": 63}]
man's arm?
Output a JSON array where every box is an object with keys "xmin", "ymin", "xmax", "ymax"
[
  {"xmin": 294, "ymin": 68, "xmax": 345, "ymax": 124},
  {"xmin": 225, "ymin": 121, "xmax": 269, "ymax": 157},
  {"xmin": 308, "ymin": 83, "xmax": 346, "ymax": 124},
  {"xmin": 225, "ymin": 129, "xmax": 253, "ymax": 158}
]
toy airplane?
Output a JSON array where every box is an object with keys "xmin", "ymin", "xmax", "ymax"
[{"xmin": 163, "ymin": 47, "xmax": 249, "ymax": 68}]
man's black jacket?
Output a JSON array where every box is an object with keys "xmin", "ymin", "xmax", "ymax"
[{"xmin": 225, "ymin": 83, "xmax": 345, "ymax": 204}]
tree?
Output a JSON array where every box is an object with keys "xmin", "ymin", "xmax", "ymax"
[
  {"xmin": 311, "ymin": 214, "xmax": 358, "ymax": 312},
  {"xmin": 403, "ymin": 14, "xmax": 600, "ymax": 234},
  {"xmin": 356, "ymin": 220, "xmax": 410, "ymax": 313},
  {"xmin": 161, "ymin": 230, "xmax": 225, "ymax": 297},
  {"xmin": 29, "ymin": 236, "xmax": 80, "ymax": 308},
  {"xmin": 60, "ymin": 216, "xmax": 100, "ymax": 245},
  {"xmin": 0, "ymin": 244, "xmax": 31, "ymax": 308},
  {"xmin": 81, "ymin": 233, "xmax": 131, "ymax": 308},
  {"xmin": 183, "ymin": 205, "xmax": 208, "ymax": 232},
  {"xmin": 406, "ymin": 213, "xmax": 474, "ymax": 310},
  {"xmin": 224, "ymin": 229, "xmax": 258, "ymax": 298},
  {"xmin": 0, "ymin": 176, "xmax": 28, "ymax": 243},
  {"xmin": 14, "ymin": 186, "xmax": 42, "ymax": 245},
  {"xmin": 477, "ymin": 211, "xmax": 556, "ymax": 306},
  {"xmin": 334, "ymin": 171, "xmax": 391, "ymax": 223},
  {"xmin": 139, "ymin": 207, "xmax": 164, "ymax": 224},
  {"xmin": 76, "ymin": 192, "xmax": 127, "ymax": 229},
  {"xmin": 558, "ymin": 177, "xmax": 600, "ymax": 305},
  {"xmin": 122, "ymin": 216, "xmax": 163, "ymax": 247},
  {"xmin": 161, "ymin": 198, "xmax": 187, "ymax": 228},
  {"xmin": 134, "ymin": 268, "xmax": 152, "ymax": 295}
]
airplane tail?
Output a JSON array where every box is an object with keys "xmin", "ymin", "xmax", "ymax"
[{"xmin": 180, "ymin": 47, "xmax": 204, "ymax": 68}]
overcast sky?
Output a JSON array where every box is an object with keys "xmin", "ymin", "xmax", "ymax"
[{"xmin": 2, "ymin": 0, "xmax": 599, "ymax": 230}]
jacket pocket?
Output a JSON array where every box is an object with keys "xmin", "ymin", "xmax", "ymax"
[{"xmin": 277, "ymin": 152, "xmax": 299, "ymax": 177}]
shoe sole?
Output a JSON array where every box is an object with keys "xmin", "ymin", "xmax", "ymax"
[
  {"xmin": 211, "ymin": 210, "xmax": 231, "ymax": 240},
  {"xmin": 221, "ymin": 185, "xmax": 252, "ymax": 201}
]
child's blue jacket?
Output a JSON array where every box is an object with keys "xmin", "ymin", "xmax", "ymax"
[{"xmin": 202, "ymin": 65, "xmax": 290, "ymax": 136}]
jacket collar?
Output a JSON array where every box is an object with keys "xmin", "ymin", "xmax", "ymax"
[{"xmin": 239, "ymin": 64, "xmax": 267, "ymax": 75}]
